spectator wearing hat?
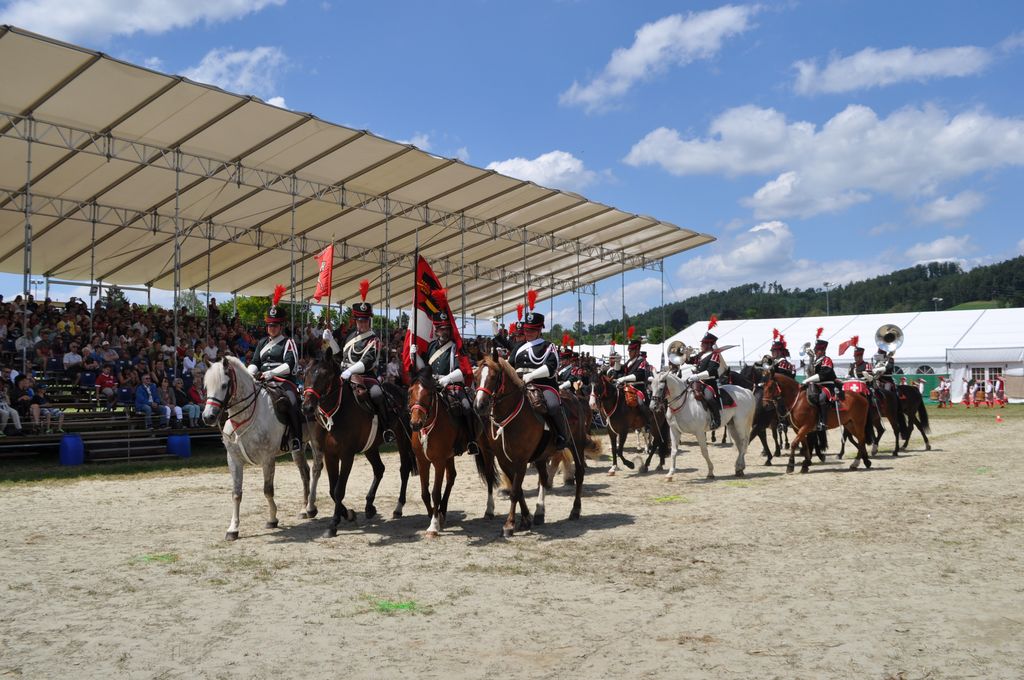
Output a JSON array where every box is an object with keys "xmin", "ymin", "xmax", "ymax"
[{"xmin": 101, "ymin": 341, "xmax": 119, "ymax": 364}]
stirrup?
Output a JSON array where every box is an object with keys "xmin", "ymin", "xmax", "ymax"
[
  {"xmin": 289, "ymin": 438, "xmax": 303, "ymax": 452},
  {"xmin": 467, "ymin": 440, "xmax": 481, "ymax": 455},
  {"xmin": 382, "ymin": 428, "xmax": 396, "ymax": 443}
]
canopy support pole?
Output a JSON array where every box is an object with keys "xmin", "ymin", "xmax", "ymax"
[
  {"xmin": 289, "ymin": 175, "xmax": 297, "ymax": 342},
  {"xmin": 660, "ymin": 259, "xmax": 666, "ymax": 365},
  {"xmin": 21, "ymin": 121, "xmax": 33, "ymax": 374},
  {"xmin": 383, "ymin": 197, "xmax": 389, "ymax": 344},
  {"xmin": 460, "ymin": 213, "xmax": 466, "ymax": 337},
  {"xmin": 172, "ymin": 149, "xmax": 181, "ymax": 377},
  {"xmin": 206, "ymin": 221, "xmax": 212, "ymax": 342},
  {"xmin": 89, "ymin": 203, "xmax": 96, "ymax": 339},
  {"xmin": 621, "ymin": 258, "xmax": 626, "ymax": 342},
  {"xmin": 299, "ymin": 234, "xmax": 306, "ymax": 356},
  {"xmin": 576, "ymin": 246, "xmax": 582, "ymax": 342}
]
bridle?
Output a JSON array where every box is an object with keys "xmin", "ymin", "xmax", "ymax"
[
  {"xmin": 593, "ymin": 373, "xmax": 620, "ymax": 419},
  {"xmin": 479, "ymin": 360, "xmax": 525, "ymax": 432},
  {"xmin": 409, "ymin": 379, "xmax": 440, "ymax": 438},
  {"xmin": 763, "ymin": 375, "xmax": 794, "ymax": 424},
  {"xmin": 303, "ymin": 362, "xmax": 343, "ymax": 431},
  {"xmin": 205, "ymin": 363, "xmax": 259, "ymax": 434}
]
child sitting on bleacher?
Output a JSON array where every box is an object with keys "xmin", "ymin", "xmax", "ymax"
[
  {"xmin": 96, "ymin": 364, "xmax": 119, "ymax": 410},
  {"xmin": 32, "ymin": 383, "xmax": 64, "ymax": 434}
]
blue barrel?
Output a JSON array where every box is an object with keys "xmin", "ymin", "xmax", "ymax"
[
  {"xmin": 59, "ymin": 433, "xmax": 85, "ymax": 466},
  {"xmin": 167, "ymin": 433, "xmax": 191, "ymax": 458}
]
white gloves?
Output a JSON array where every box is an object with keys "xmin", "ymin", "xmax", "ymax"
[
  {"xmin": 686, "ymin": 374, "xmax": 698, "ymax": 383},
  {"xmin": 616, "ymin": 377, "xmax": 627, "ymax": 385},
  {"xmin": 691, "ymin": 370, "xmax": 710, "ymax": 381},
  {"xmin": 523, "ymin": 371, "xmax": 535, "ymax": 384},
  {"xmin": 559, "ymin": 380, "xmax": 572, "ymax": 391},
  {"xmin": 341, "ymin": 369, "xmax": 352, "ymax": 381},
  {"xmin": 438, "ymin": 374, "xmax": 451, "ymax": 387},
  {"xmin": 321, "ymin": 329, "xmax": 332, "ymax": 341},
  {"xmin": 247, "ymin": 364, "xmax": 258, "ymax": 376},
  {"xmin": 523, "ymin": 365, "xmax": 550, "ymax": 384},
  {"xmin": 439, "ymin": 369, "xmax": 463, "ymax": 388},
  {"xmin": 804, "ymin": 374, "xmax": 821, "ymax": 384},
  {"xmin": 615, "ymin": 374, "xmax": 636, "ymax": 386}
]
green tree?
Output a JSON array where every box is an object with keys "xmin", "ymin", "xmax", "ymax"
[
  {"xmin": 177, "ymin": 290, "xmax": 208, "ymax": 318},
  {"xmin": 104, "ymin": 285, "xmax": 129, "ymax": 309}
]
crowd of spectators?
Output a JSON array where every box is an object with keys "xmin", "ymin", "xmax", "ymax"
[{"xmin": 0, "ymin": 292, "xmax": 501, "ymax": 437}]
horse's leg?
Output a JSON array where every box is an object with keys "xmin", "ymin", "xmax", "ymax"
[
  {"xmin": 710, "ymin": 427, "xmax": 716, "ymax": 443},
  {"xmin": 721, "ymin": 425, "xmax": 729, "ymax": 446},
  {"xmin": 225, "ymin": 453, "xmax": 243, "ymax": 541},
  {"xmin": 262, "ymin": 459, "xmax": 279, "ymax": 529},
  {"xmin": 393, "ymin": 438, "xmax": 414, "ymax": 519},
  {"xmin": 838, "ymin": 429, "xmax": 847, "ymax": 460},
  {"xmin": 606, "ymin": 430, "xmax": 618, "ymax": 476},
  {"xmin": 568, "ymin": 439, "xmax": 585, "ymax": 521},
  {"xmin": 618, "ymin": 429, "xmax": 635, "ymax": 470},
  {"xmin": 665, "ymin": 424, "xmax": 681, "ymax": 480},
  {"xmin": 426, "ymin": 459, "xmax": 444, "ymax": 537},
  {"xmin": 727, "ymin": 419, "xmax": 746, "ymax": 477},
  {"xmin": 515, "ymin": 468, "xmax": 532, "ymax": 533},
  {"xmin": 362, "ymin": 448, "xmax": 385, "ymax": 520},
  {"xmin": 533, "ymin": 459, "xmax": 551, "ymax": 525},
  {"xmin": 697, "ymin": 432, "xmax": 714, "ymax": 479},
  {"xmin": 325, "ymin": 453, "xmax": 356, "ymax": 538},
  {"xmin": 302, "ymin": 438, "xmax": 324, "ymax": 519},
  {"xmin": 787, "ymin": 427, "xmax": 810, "ymax": 474},
  {"xmin": 503, "ymin": 467, "xmax": 526, "ymax": 538},
  {"xmin": 439, "ymin": 457, "xmax": 457, "ymax": 529},
  {"xmin": 417, "ymin": 450, "xmax": 433, "ymax": 519},
  {"xmin": 291, "ymin": 447, "xmax": 310, "ymax": 519}
]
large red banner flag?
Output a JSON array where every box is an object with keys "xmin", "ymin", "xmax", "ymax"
[
  {"xmin": 312, "ymin": 245, "xmax": 334, "ymax": 302},
  {"xmin": 402, "ymin": 256, "xmax": 468, "ymax": 379}
]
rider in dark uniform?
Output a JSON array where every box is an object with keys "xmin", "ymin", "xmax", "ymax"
[
  {"xmin": 494, "ymin": 293, "xmax": 571, "ymax": 451},
  {"xmin": 770, "ymin": 335, "xmax": 797, "ymax": 379},
  {"xmin": 803, "ymin": 331, "xmax": 839, "ymax": 431},
  {"xmin": 247, "ymin": 285, "xmax": 304, "ymax": 453},
  {"xmin": 687, "ymin": 317, "xmax": 724, "ymax": 429},
  {"xmin": 324, "ymin": 281, "xmax": 394, "ymax": 441},
  {"xmin": 874, "ymin": 350, "xmax": 898, "ymax": 393},
  {"xmin": 411, "ymin": 304, "xmax": 481, "ymax": 454},
  {"xmin": 609, "ymin": 333, "xmax": 660, "ymax": 440}
]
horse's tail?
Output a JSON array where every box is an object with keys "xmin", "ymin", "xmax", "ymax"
[
  {"xmin": 473, "ymin": 448, "xmax": 495, "ymax": 489},
  {"xmin": 917, "ymin": 397, "xmax": 931, "ymax": 434},
  {"xmin": 817, "ymin": 429, "xmax": 828, "ymax": 451}
]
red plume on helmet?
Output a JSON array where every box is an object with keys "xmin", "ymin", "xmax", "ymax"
[
  {"xmin": 272, "ymin": 284, "xmax": 286, "ymax": 306},
  {"xmin": 508, "ymin": 322, "xmax": 517, "ymax": 334},
  {"xmin": 627, "ymin": 325, "xmax": 635, "ymax": 340},
  {"xmin": 432, "ymin": 287, "xmax": 448, "ymax": 309},
  {"xmin": 779, "ymin": 334, "xmax": 787, "ymax": 347},
  {"xmin": 568, "ymin": 338, "xmax": 575, "ymax": 350},
  {"xmin": 358, "ymin": 279, "xmax": 369, "ymax": 302},
  {"xmin": 839, "ymin": 335, "xmax": 860, "ymax": 356},
  {"xmin": 527, "ymin": 289, "xmax": 538, "ymax": 311},
  {"xmin": 708, "ymin": 314, "xmax": 718, "ymax": 331},
  {"xmin": 516, "ymin": 303, "xmax": 524, "ymax": 321},
  {"xmin": 772, "ymin": 328, "xmax": 780, "ymax": 341},
  {"xmin": 816, "ymin": 327, "xmax": 824, "ymax": 340},
  {"xmin": 562, "ymin": 332, "xmax": 570, "ymax": 346}
]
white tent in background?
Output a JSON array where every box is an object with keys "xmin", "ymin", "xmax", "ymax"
[{"xmin": 667, "ymin": 308, "xmax": 1024, "ymax": 402}]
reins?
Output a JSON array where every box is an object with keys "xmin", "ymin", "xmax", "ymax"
[
  {"xmin": 206, "ymin": 363, "xmax": 260, "ymax": 438},
  {"xmin": 303, "ymin": 371, "xmax": 343, "ymax": 431}
]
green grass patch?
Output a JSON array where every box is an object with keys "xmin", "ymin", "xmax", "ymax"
[
  {"xmin": 652, "ymin": 494, "xmax": 690, "ymax": 504},
  {"xmin": 947, "ymin": 300, "xmax": 1003, "ymax": 310},
  {"xmin": 133, "ymin": 553, "xmax": 179, "ymax": 564},
  {"xmin": 724, "ymin": 480, "xmax": 751, "ymax": 488},
  {"xmin": 975, "ymin": 467, "xmax": 992, "ymax": 475},
  {"xmin": 926, "ymin": 403, "xmax": 1021, "ymax": 421},
  {"xmin": 374, "ymin": 599, "xmax": 419, "ymax": 613}
]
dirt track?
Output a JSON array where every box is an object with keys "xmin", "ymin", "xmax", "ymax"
[{"xmin": 2, "ymin": 409, "xmax": 1022, "ymax": 679}]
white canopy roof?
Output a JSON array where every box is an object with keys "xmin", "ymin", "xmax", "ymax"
[
  {"xmin": 670, "ymin": 308, "xmax": 1024, "ymax": 369},
  {"xmin": 0, "ymin": 26, "xmax": 714, "ymax": 319}
]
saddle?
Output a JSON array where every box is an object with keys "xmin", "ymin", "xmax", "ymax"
[
  {"xmin": 693, "ymin": 381, "xmax": 734, "ymax": 407},
  {"xmin": 525, "ymin": 384, "xmax": 549, "ymax": 415},
  {"xmin": 623, "ymin": 384, "xmax": 644, "ymax": 408},
  {"xmin": 262, "ymin": 379, "xmax": 297, "ymax": 427}
]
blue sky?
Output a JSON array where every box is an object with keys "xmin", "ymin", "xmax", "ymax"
[{"xmin": 2, "ymin": 0, "xmax": 1023, "ymax": 327}]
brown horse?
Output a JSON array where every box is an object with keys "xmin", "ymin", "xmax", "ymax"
[
  {"xmin": 838, "ymin": 381, "xmax": 906, "ymax": 458},
  {"xmin": 474, "ymin": 352, "xmax": 588, "ymax": 537},
  {"xmin": 301, "ymin": 348, "xmax": 416, "ymax": 538},
  {"xmin": 590, "ymin": 372, "xmax": 662, "ymax": 475},
  {"xmin": 408, "ymin": 367, "xmax": 497, "ymax": 537},
  {"xmin": 762, "ymin": 372, "xmax": 873, "ymax": 473}
]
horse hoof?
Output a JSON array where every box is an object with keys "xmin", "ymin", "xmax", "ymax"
[
  {"xmin": 607, "ymin": 468, "xmax": 616, "ymax": 477},
  {"xmin": 392, "ymin": 509, "xmax": 403, "ymax": 519},
  {"xmin": 786, "ymin": 465, "xmax": 794, "ymax": 474},
  {"xmin": 864, "ymin": 458, "xmax": 872, "ymax": 469},
  {"xmin": 365, "ymin": 506, "xmax": 377, "ymax": 520},
  {"xmin": 484, "ymin": 512, "xmax": 494, "ymax": 520},
  {"xmin": 848, "ymin": 463, "xmax": 859, "ymax": 471},
  {"xmin": 800, "ymin": 466, "xmax": 809, "ymax": 474},
  {"xmin": 735, "ymin": 470, "xmax": 745, "ymax": 478},
  {"xmin": 926, "ymin": 444, "xmax": 932, "ymax": 451},
  {"xmin": 426, "ymin": 529, "xmax": 439, "ymax": 538},
  {"xmin": 265, "ymin": 520, "xmax": 279, "ymax": 529},
  {"xmin": 665, "ymin": 474, "xmax": 674, "ymax": 482},
  {"xmin": 299, "ymin": 507, "xmax": 317, "ymax": 519},
  {"xmin": 345, "ymin": 509, "xmax": 357, "ymax": 523},
  {"xmin": 534, "ymin": 513, "xmax": 545, "ymax": 526},
  {"xmin": 502, "ymin": 527, "xmax": 514, "ymax": 538},
  {"xmin": 816, "ymin": 454, "xmax": 826, "ymax": 462},
  {"xmin": 225, "ymin": 531, "xmax": 239, "ymax": 541},
  {"xmin": 324, "ymin": 525, "xmax": 338, "ymax": 538},
  {"xmin": 764, "ymin": 460, "xmax": 772, "ymax": 466},
  {"xmin": 836, "ymin": 453, "xmax": 844, "ymax": 460},
  {"xmin": 706, "ymin": 474, "xmax": 715, "ymax": 480},
  {"xmin": 622, "ymin": 459, "xmax": 635, "ymax": 470},
  {"xmin": 640, "ymin": 465, "xmax": 649, "ymax": 474}
]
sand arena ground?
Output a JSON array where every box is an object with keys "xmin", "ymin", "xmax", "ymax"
[{"xmin": 1, "ymin": 406, "xmax": 1022, "ymax": 679}]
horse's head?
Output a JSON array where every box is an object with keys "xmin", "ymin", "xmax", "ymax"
[
  {"xmin": 762, "ymin": 372, "xmax": 781, "ymax": 404},
  {"xmin": 302, "ymin": 348, "xmax": 341, "ymax": 416},
  {"xmin": 474, "ymin": 352, "xmax": 520, "ymax": 419},
  {"xmin": 408, "ymin": 367, "xmax": 436, "ymax": 431},
  {"xmin": 203, "ymin": 357, "xmax": 235, "ymax": 425}
]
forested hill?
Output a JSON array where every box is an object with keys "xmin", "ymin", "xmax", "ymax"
[{"xmin": 587, "ymin": 256, "xmax": 1024, "ymax": 342}]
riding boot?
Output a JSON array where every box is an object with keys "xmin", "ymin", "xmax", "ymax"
[
  {"xmin": 639, "ymin": 403, "xmax": 659, "ymax": 453},
  {"xmin": 549, "ymin": 409, "xmax": 570, "ymax": 451},
  {"xmin": 707, "ymin": 398, "xmax": 722, "ymax": 430},
  {"xmin": 816, "ymin": 402, "xmax": 828, "ymax": 431},
  {"xmin": 371, "ymin": 390, "xmax": 395, "ymax": 442},
  {"xmin": 288, "ymin": 404, "xmax": 304, "ymax": 453}
]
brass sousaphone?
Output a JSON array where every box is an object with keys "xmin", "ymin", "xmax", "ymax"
[{"xmin": 874, "ymin": 324, "xmax": 904, "ymax": 353}]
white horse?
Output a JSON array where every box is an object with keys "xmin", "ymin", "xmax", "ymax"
[
  {"xmin": 202, "ymin": 356, "xmax": 318, "ymax": 541},
  {"xmin": 652, "ymin": 367, "xmax": 756, "ymax": 480}
]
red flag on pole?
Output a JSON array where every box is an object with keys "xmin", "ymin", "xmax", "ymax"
[
  {"xmin": 402, "ymin": 256, "xmax": 469, "ymax": 380},
  {"xmin": 312, "ymin": 245, "xmax": 334, "ymax": 303}
]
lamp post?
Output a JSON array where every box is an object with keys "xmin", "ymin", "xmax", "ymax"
[
  {"xmin": 823, "ymin": 281, "xmax": 833, "ymax": 316},
  {"xmin": 30, "ymin": 278, "xmax": 43, "ymax": 299},
  {"xmin": 932, "ymin": 297, "xmax": 943, "ymax": 312}
]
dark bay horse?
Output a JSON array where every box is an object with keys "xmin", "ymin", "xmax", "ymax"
[
  {"xmin": 301, "ymin": 349, "xmax": 416, "ymax": 538},
  {"xmin": 590, "ymin": 372, "xmax": 663, "ymax": 475},
  {"xmin": 408, "ymin": 368, "xmax": 496, "ymax": 537},
  {"xmin": 474, "ymin": 353, "xmax": 589, "ymax": 537},
  {"xmin": 762, "ymin": 372, "xmax": 873, "ymax": 473},
  {"xmin": 897, "ymin": 384, "xmax": 932, "ymax": 451}
]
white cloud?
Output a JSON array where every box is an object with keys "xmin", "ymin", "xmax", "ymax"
[
  {"xmin": 487, "ymin": 150, "xmax": 598, "ymax": 191},
  {"xmin": 794, "ymin": 45, "xmax": 992, "ymax": 94},
  {"xmin": 916, "ymin": 190, "xmax": 985, "ymax": 224},
  {"xmin": 559, "ymin": 5, "xmax": 757, "ymax": 113},
  {"xmin": 906, "ymin": 235, "xmax": 974, "ymax": 263},
  {"xmin": 182, "ymin": 46, "xmax": 287, "ymax": 100},
  {"xmin": 1017, "ymin": 238, "xmax": 1024, "ymax": 255},
  {"xmin": 397, "ymin": 133, "xmax": 432, "ymax": 151},
  {"xmin": 266, "ymin": 96, "xmax": 287, "ymax": 109},
  {"xmin": 674, "ymin": 221, "xmax": 891, "ymax": 297},
  {"xmin": 626, "ymin": 103, "xmax": 1024, "ymax": 219},
  {"xmin": 143, "ymin": 56, "xmax": 164, "ymax": 71},
  {"xmin": 455, "ymin": 147, "xmax": 470, "ymax": 162},
  {"xmin": 0, "ymin": 0, "xmax": 285, "ymax": 43},
  {"xmin": 997, "ymin": 31, "xmax": 1024, "ymax": 54}
]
